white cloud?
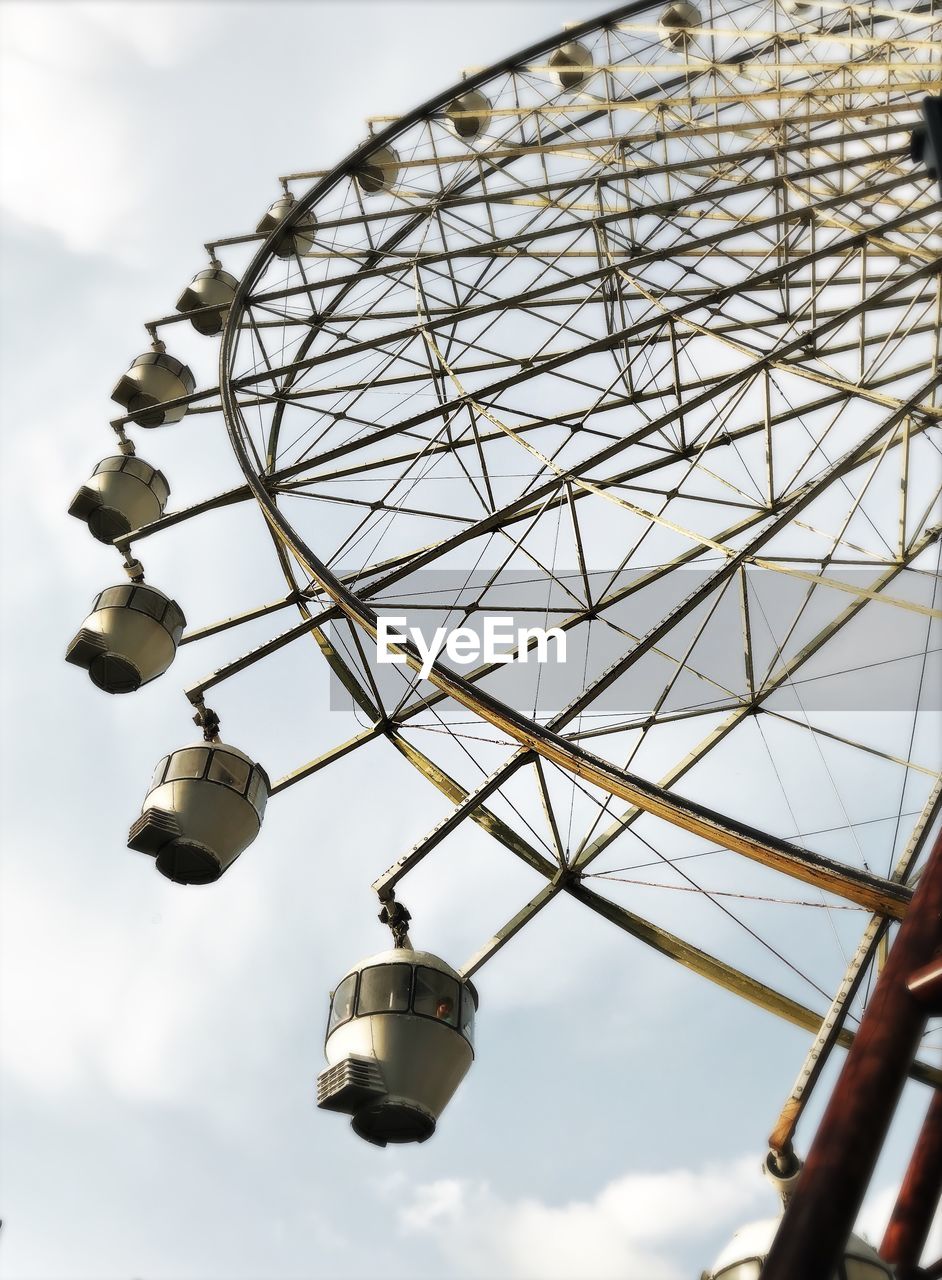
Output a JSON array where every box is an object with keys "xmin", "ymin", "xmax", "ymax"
[
  {"xmin": 398, "ymin": 1162, "xmax": 942, "ymax": 1279},
  {"xmin": 0, "ymin": 854, "xmax": 269, "ymax": 1107},
  {"xmin": 0, "ymin": 2, "xmax": 213, "ymax": 260},
  {"xmin": 79, "ymin": 2, "xmax": 215, "ymax": 68},
  {"xmin": 2, "ymin": 2, "xmax": 938, "ymax": 1277},
  {"xmin": 0, "ymin": 45, "xmax": 136, "ymax": 256},
  {"xmin": 0, "ymin": 2, "xmax": 213, "ymax": 74},
  {"xmin": 397, "ymin": 1155, "xmax": 770, "ymax": 1280}
]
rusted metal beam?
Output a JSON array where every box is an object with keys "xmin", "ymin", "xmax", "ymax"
[
  {"xmin": 769, "ymin": 779, "xmax": 942, "ymax": 1157},
  {"xmin": 880, "ymin": 1088, "xmax": 942, "ymax": 1279},
  {"xmin": 762, "ymin": 828, "xmax": 942, "ymax": 1280}
]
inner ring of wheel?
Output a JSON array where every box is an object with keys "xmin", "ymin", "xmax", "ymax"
[{"xmin": 218, "ymin": 0, "xmax": 913, "ymax": 920}]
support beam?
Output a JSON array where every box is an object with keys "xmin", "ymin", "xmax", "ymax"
[
  {"xmin": 269, "ymin": 725, "xmax": 385, "ymax": 795},
  {"xmin": 179, "ymin": 592, "xmax": 301, "ymax": 646},
  {"xmin": 565, "ymin": 877, "xmax": 939, "ymax": 1091},
  {"xmin": 226, "ymin": 348, "xmax": 936, "ymax": 920},
  {"xmin": 762, "ymin": 828, "xmax": 942, "ymax": 1280},
  {"xmin": 379, "ymin": 740, "xmax": 938, "ymax": 1088},
  {"xmin": 386, "ymin": 735, "xmax": 556, "ymax": 881},
  {"xmin": 460, "ymin": 880, "xmax": 562, "ymax": 979},
  {"xmin": 769, "ymin": 778, "xmax": 942, "ymax": 1157},
  {"xmin": 232, "ymin": 179, "xmax": 934, "ymax": 399},
  {"xmin": 881, "ymin": 1088, "xmax": 942, "ymax": 1279},
  {"xmin": 372, "ymin": 749, "xmax": 531, "ymax": 893}
]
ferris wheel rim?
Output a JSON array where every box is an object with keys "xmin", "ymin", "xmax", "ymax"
[
  {"xmin": 52, "ymin": 0, "xmax": 942, "ymax": 1149},
  {"xmin": 237, "ymin": 0, "xmax": 941, "ymax": 469},
  {"xmin": 216, "ymin": 0, "xmax": 940, "ymax": 927}
]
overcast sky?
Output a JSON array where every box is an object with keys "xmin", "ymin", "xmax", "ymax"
[{"xmin": 1, "ymin": 3, "xmax": 939, "ymax": 1278}]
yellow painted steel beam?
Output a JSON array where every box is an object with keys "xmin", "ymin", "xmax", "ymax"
[{"xmin": 568, "ymin": 878, "xmax": 942, "ymax": 1088}]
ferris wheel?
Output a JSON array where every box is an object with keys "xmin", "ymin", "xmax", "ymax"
[{"xmin": 66, "ymin": 2, "xmax": 942, "ymax": 1277}]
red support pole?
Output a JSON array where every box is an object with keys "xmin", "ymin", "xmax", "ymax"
[
  {"xmin": 880, "ymin": 1079, "xmax": 942, "ymax": 1278},
  {"xmin": 761, "ymin": 829, "xmax": 942, "ymax": 1280}
]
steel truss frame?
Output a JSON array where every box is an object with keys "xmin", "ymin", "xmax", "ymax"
[{"xmin": 107, "ymin": 2, "xmax": 942, "ymax": 1270}]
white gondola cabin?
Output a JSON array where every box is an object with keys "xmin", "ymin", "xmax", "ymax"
[
  {"xmin": 128, "ymin": 742, "xmax": 270, "ymax": 885},
  {"xmin": 444, "ymin": 89, "xmax": 491, "ymax": 140},
  {"xmin": 317, "ymin": 948, "xmax": 477, "ymax": 1146},
  {"xmin": 255, "ymin": 193, "xmax": 317, "ymax": 259},
  {"xmin": 702, "ymin": 1219, "xmax": 895, "ymax": 1280},
  {"xmin": 548, "ymin": 40, "xmax": 593, "ymax": 91},
  {"xmin": 176, "ymin": 266, "xmax": 239, "ymax": 335},
  {"xmin": 111, "ymin": 351, "xmax": 195, "ymax": 428},
  {"xmin": 355, "ymin": 145, "xmax": 401, "ymax": 195},
  {"xmin": 660, "ymin": 2, "xmax": 702, "ymax": 48},
  {"xmin": 66, "ymin": 583, "xmax": 185, "ymax": 694},
  {"xmin": 68, "ymin": 455, "xmax": 169, "ymax": 543}
]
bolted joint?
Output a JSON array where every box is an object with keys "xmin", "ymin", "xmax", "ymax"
[
  {"xmin": 763, "ymin": 1146, "xmax": 804, "ymax": 1206},
  {"xmin": 112, "ymin": 425, "xmax": 136, "ymax": 457},
  {"xmin": 192, "ymin": 702, "xmax": 221, "ymax": 743},
  {"xmin": 377, "ymin": 894, "xmax": 412, "ymax": 949},
  {"xmin": 554, "ymin": 864, "xmax": 582, "ymax": 891}
]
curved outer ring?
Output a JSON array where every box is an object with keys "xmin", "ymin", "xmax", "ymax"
[{"xmin": 218, "ymin": 1, "xmax": 913, "ymax": 919}]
